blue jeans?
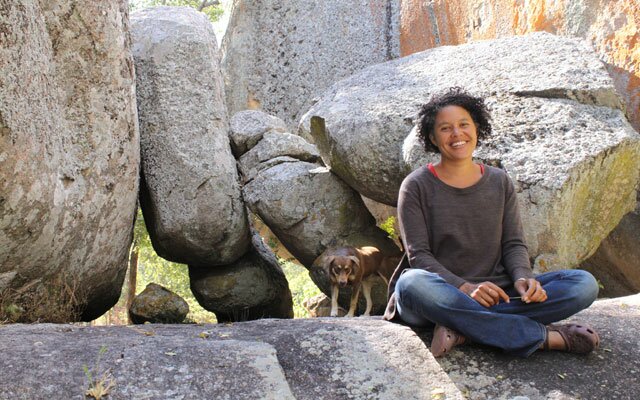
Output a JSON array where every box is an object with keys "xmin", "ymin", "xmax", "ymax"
[{"xmin": 395, "ymin": 269, "xmax": 599, "ymax": 357}]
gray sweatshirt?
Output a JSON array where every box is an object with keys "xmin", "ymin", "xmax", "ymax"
[{"xmin": 384, "ymin": 165, "xmax": 534, "ymax": 320}]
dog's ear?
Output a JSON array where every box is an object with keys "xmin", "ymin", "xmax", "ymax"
[
  {"xmin": 323, "ymin": 255, "xmax": 336, "ymax": 270},
  {"xmin": 347, "ymin": 255, "xmax": 360, "ymax": 271}
]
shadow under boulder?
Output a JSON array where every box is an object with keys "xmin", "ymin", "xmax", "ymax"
[{"xmin": 581, "ymin": 205, "xmax": 640, "ymax": 298}]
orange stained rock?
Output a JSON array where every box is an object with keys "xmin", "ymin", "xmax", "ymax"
[
  {"xmin": 590, "ymin": 0, "xmax": 640, "ymax": 128},
  {"xmin": 513, "ymin": 0, "xmax": 563, "ymax": 34},
  {"xmin": 399, "ymin": 0, "xmax": 640, "ymax": 131},
  {"xmin": 399, "ymin": 0, "xmax": 438, "ymax": 54}
]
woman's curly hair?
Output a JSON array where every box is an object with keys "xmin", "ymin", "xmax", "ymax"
[{"xmin": 416, "ymin": 87, "xmax": 492, "ymax": 153}]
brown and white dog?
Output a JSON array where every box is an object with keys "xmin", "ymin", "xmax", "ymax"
[{"xmin": 322, "ymin": 246, "xmax": 399, "ymax": 317}]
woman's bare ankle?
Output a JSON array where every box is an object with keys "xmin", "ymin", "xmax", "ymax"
[
  {"xmin": 546, "ymin": 331, "xmax": 566, "ymax": 350},
  {"xmin": 540, "ymin": 329, "xmax": 567, "ymax": 351}
]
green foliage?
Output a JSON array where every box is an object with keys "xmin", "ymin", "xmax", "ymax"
[
  {"xmin": 279, "ymin": 259, "xmax": 322, "ymax": 318},
  {"xmin": 380, "ymin": 216, "xmax": 398, "ymax": 240},
  {"xmin": 129, "ymin": 0, "xmax": 224, "ymax": 22}
]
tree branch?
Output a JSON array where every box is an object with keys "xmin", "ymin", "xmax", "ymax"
[{"xmin": 198, "ymin": 0, "xmax": 220, "ymax": 11}]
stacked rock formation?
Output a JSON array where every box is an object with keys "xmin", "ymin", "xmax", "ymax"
[
  {"xmin": 300, "ymin": 32, "xmax": 640, "ymax": 271},
  {"xmin": 131, "ymin": 8, "xmax": 292, "ymax": 321},
  {"xmin": 4, "ymin": 2, "xmax": 639, "ymax": 324},
  {"xmin": 234, "ymin": 110, "xmax": 401, "ymax": 314},
  {"xmin": 0, "ymin": 0, "xmax": 139, "ymax": 321}
]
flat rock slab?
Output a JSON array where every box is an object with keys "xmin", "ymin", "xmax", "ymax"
[
  {"xmin": 417, "ymin": 294, "xmax": 640, "ymax": 400},
  {"xmin": 2, "ymin": 336, "xmax": 291, "ymax": 400},
  {"xmin": 0, "ymin": 319, "xmax": 462, "ymax": 400}
]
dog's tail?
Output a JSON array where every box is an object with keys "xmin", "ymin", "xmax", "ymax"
[{"xmin": 377, "ymin": 272, "xmax": 390, "ymax": 286}]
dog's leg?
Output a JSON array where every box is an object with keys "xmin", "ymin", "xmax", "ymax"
[
  {"xmin": 361, "ymin": 279, "xmax": 374, "ymax": 316},
  {"xmin": 330, "ymin": 284, "xmax": 339, "ymax": 317},
  {"xmin": 347, "ymin": 283, "xmax": 361, "ymax": 317}
]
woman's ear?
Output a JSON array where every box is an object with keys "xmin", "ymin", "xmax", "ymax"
[{"xmin": 429, "ymin": 133, "xmax": 438, "ymax": 147}]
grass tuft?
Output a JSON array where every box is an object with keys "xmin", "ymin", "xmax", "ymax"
[
  {"xmin": 83, "ymin": 346, "xmax": 116, "ymax": 399},
  {"xmin": 0, "ymin": 273, "xmax": 86, "ymax": 323}
]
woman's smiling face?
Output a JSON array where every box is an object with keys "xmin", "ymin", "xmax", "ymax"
[{"xmin": 430, "ymin": 105, "xmax": 478, "ymax": 162}]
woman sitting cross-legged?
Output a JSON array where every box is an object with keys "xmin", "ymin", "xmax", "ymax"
[{"xmin": 383, "ymin": 87, "xmax": 600, "ymax": 358}]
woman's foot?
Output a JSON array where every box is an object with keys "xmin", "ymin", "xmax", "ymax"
[
  {"xmin": 544, "ymin": 323, "xmax": 600, "ymax": 354},
  {"xmin": 431, "ymin": 324, "xmax": 466, "ymax": 358}
]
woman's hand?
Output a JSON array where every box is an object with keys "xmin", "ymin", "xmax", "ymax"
[
  {"xmin": 459, "ymin": 281, "xmax": 510, "ymax": 307},
  {"xmin": 514, "ymin": 278, "xmax": 547, "ymax": 303}
]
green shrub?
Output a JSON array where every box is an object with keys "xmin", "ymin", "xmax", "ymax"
[
  {"xmin": 279, "ymin": 259, "xmax": 322, "ymax": 318},
  {"xmin": 380, "ymin": 216, "xmax": 398, "ymax": 240}
]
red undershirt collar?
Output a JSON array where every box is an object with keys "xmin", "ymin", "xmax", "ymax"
[{"xmin": 427, "ymin": 163, "xmax": 484, "ymax": 179}]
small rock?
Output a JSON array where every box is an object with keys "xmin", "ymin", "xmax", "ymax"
[
  {"xmin": 302, "ymin": 293, "xmax": 347, "ymax": 317},
  {"xmin": 129, "ymin": 283, "xmax": 189, "ymax": 324}
]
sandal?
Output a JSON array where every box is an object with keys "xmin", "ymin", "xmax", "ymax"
[
  {"xmin": 431, "ymin": 324, "xmax": 466, "ymax": 358},
  {"xmin": 546, "ymin": 323, "xmax": 600, "ymax": 354}
]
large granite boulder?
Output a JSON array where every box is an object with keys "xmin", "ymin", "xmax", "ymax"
[
  {"xmin": 129, "ymin": 283, "xmax": 189, "ymax": 324},
  {"xmin": 0, "ymin": 1, "xmax": 139, "ymax": 321},
  {"xmin": 189, "ymin": 231, "xmax": 294, "ymax": 322},
  {"xmin": 581, "ymin": 204, "xmax": 640, "ymax": 298},
  {"xmin": 0, "ymin": 319, "xmax": 463, "ymax": 400},
  {"xmin": 398, "ymin": 0, "xmax": 640, "ymax": 132},
  {"xmin": 300, "ymin": 32, "xmax": 640, "ymax": 270},
  {"xmin": 221, "ymin": 0, "xmax": 401, "ymax": 129},
  {"xmin": 131, "ymin": 7, "xmax": 250, "ymax": 267}
]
